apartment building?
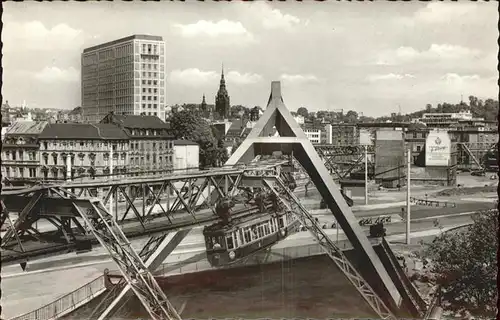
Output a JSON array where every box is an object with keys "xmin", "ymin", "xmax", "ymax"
[
  {"xmin": 100, "ymin": 113, "xmax": 174, "ymax": 174},
  {"xmin": 1, "ymin": 121, "xmax": 48, "ymax": 183},
  {"xmin": 82, "ymin": 35, "xmax": 167, "ymax": 123},
  {"xmin": 38, "ymin": 123, "xmax": 130, "ymax": 180}
]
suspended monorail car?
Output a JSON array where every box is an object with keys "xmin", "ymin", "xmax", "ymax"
[{"xmin": 203, "ymin": 210, "xmax": 300, "ymax": 267}]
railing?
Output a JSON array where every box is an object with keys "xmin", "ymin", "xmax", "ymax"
[{"xmin": 9, "ymin": 275, "xmax": 106, "ymax": 320}]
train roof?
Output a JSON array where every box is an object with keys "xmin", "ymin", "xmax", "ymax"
[{"xmin": 204, "ymin": 210, "xmax": 282, "ymax": 234}]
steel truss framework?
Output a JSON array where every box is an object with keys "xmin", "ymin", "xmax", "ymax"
[
  {"xmin": 314, "ymin": 145, "xmax": 374, "ymax": 180},
  {"xmin": 456, "ymin": 142, "xmax": 497, "ymax": 170},
  {"xmin": 2, "ymin": 184, "xmax": 185, "ymax": 320},
  {"xmin": 262, "ymin": 176, "xmax": 396, "ymax": 319},
  {"xmin": 225, "ymin": 81, "xmax": 402, "ymax": 316},
  {"xmin": 73, "ymin": 198, "xmax": 182, "ymax": 320},
  {"xmin": 0, "ymin": 163, "xmax": 286, "ymax": 264}
]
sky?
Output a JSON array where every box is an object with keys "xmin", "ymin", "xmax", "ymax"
[{"xmin": 2, "ymin": 1, "xmax": 498, "ymax": 117}]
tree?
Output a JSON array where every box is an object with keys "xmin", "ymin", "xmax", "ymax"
[
  {"xmin": 345, "ymin": 110, "xmax": 358, "ymax": 123},
  {"xmin": 297, "ymin": 107, "xmax": 308, "ymax": 117},
  {"xmin": 170, "ymin": 110, "xmax": 226, "ymax": 168},
  {"xmin": 423, "ymin": 209, "xmax": 497, "ymax": 317}
]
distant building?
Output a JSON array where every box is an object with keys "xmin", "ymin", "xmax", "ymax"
[
  {"xmin": 100, "ymin": 113, "xmax": 174, "ymax": 174},
  {"xmin": 418, "ymin": 110, "xmax": 482, "ymax": 128},
  {"xmin": 215, "ymin": 66, "xmax": 230, "ymax": 120},
  {"xmin": 173, "ymin": 140, "xmax": 200, "ymax": 173},
  {"xmin": 68, "ymin": 107, "xmax": 83, "ymax": 123},
  {"xmin": 330, "ymin": 124, "xmax": 358, "ymax": 146},
  {"xmin": 294, "ymin": 115, "xmax": 305, "ymax": 125},
  {"xmin": 38, "ymin": 123, "xmax": 130, "ymax": 180},
  {"xmin": 81, "ymin": 35, "xmax": 167, "ymax": 123},
  {"xmin": 2, "ymin": 121, "xmax": 49, "ymax": 183}
]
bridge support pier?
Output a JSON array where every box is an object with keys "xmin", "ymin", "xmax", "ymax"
[
  {"xmin": 93, "ymin": 230, "xmax": 191, "ymax": 320},
  {"xmin": 72, "ymin": 199, "xmax": 182, "ymax": 320}
]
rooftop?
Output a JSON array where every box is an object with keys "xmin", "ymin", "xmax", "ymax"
[
  {"xmin": 39, "ymin": 123, "xmax": 129, "ymax": 140},
  {"xmin": 5, "ymin": 121, "xmax": 48, "ymax": 135},
  {"xmin": 83, "ymin": 34, "xmax": 163, "ymax": 53},
  {"xmin": 173, "ymin": 140, "xmax": 199, "ymax": 146},
  {"xmin": 101, "ymin": 113, "xmax": 171, "ymax": 130}
]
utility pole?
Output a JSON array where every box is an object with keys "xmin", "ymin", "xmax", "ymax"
[
  {"xmin": 109, "ymin": 148, "xmax": 114, "ymax": 221},
  {"xmin": 406, "ymin": 148, "xmax": 411, "ymax": 245},
  {"xmin": 364, "ymin": 145, "xmax": 368, "ymax": 205}
]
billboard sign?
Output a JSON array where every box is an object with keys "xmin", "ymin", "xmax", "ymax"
[
  {"xmin": 425, "ymin": 130, "xmax": 451, "ymax": 166},
  {"xmin": 359, "ymin": 129, "xmax": 372, "ymax": 146}
]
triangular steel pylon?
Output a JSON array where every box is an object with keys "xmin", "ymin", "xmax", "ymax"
[{"xmin": 226, "ymin": 81, "xmax": 401, "ymax": 309}]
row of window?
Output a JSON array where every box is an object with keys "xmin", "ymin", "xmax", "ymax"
[
  {"xmin": 130, "ymin": 155, "xmax": 172, "ymax": 166},
  {"xmin": 3, "ymin": 167, "xmax": 37, "ymax": 178},
  {"xmin": 3, "ymin": 151, "xmax": 37, "ymax": 161},
  {"xmin": 140, "ymin": 44, "xmax": 156, "ymax": 55}
]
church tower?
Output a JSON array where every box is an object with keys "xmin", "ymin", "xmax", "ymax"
[
  {"xmin": 200, "ymin": 94, "xmax": 208, "ymax": 112},
  {"xmin": 215, "ymin": 65, "xmax": 230, "ymax": 120}
]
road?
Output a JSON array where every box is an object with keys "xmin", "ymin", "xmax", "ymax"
[{"xmin": 1, "ymin": 207, "xmax": 478, "ymax": 319}]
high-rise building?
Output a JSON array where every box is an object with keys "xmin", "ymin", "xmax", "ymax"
[{"xmin": 81, "ymin": 35, "xmax": 167, "ymax": 123}]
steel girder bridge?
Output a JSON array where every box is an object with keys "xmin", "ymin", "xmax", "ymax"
[
  {"xmin": 314, "ymin": 144, "xmax": 375, "ymax": 180},
  {"xmin": 1, "ymin": 82, "xmax": 427, "ymax": 320}
]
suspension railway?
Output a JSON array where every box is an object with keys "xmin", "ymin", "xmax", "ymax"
[{"xmin": 1, "ymin": 81, "xmax": 432, "ymax": 320}]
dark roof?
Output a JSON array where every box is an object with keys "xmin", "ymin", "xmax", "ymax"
[
  {"xmin": 102, "ymin": 114, "xmax": 170, "ymax": 130},
  {"xmin": 39, "ymin": 123, "xmax": 129, "ymax": 140},
  {"xmin": 4, "ymin": 121, "xmax": 48, "ymax": 135},
  {"xmin": 83, "ymin": 35, "xmax": 163, "ymax": 53},
  {"xmin": 226, "ymin": 119, "xmax": 249, "ymax": 137},
  {"xmin": 173, "ymin": 140, "xmax": 199, "ymax": 146}
]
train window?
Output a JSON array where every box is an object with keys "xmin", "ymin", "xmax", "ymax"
[
  {"xmin": 251, "ymin": 227, "xmax": 258, "ymax": 241},
  {"xmin": 264, "ymin": 224, "xmax": 270, "ymax": 235},
  {"xmin": 244, "ymin": 229, "xmax": 251, "ymax": 243},
  {"xmin": 278, "ymin": 217, "xmax": 284, "ymax": 228},
  {"xmin": 233, "ymin": 232, "xmax": 239, "ymax": 248},
  {"xmin": 226, "ymin": 235, "xmax": 234, "ymax": 250},
  {"xmin": 206, "ymin": 237, "xmax": 213, "ymax": 248},
  {"xmin": 239, "ymin": 229, "xmax": 245, "ymax": 245},
  {"xmin": 258, "ymin": 225, "xmax": 264, "ymax": 238}
]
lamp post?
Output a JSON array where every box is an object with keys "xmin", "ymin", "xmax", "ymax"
[{"xmin": 406, "ymin": 148, "xmax": 411, "ymax": 245}]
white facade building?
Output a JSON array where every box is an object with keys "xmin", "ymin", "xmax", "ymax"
[
  {"xmin": 173, "ymin": 140, "xmax": 200, "ymax": 173},
  {"xmin": 294, "ymin": 115, "xmax": 305, "ymax": 125},
  {"xmin": 303, "ymin": 128, "xmax": 322, "ymax": 144},
  {"xmin": 82, "ymin": 35, "xmax": 167, "ymax": 123}
]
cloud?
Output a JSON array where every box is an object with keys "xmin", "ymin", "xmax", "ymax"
[
  {"xmin": 168, "ymin": 69, "xmax": 262, "ymax": 86},
  {"xmin": 367, "ymin": 73, "xmax": 416, "ymax": 82},
  {"xmin": 413, "ymin": 3, "xmax": 479, "ymax": 24},
  {"xmin": 247, "ymin": 2, "xmax": 300, "ymax": 30},
  {"xmin": 226, "ymin": 71, "xmax": 263, "ymax": 85},
  {"xmin": 435, "ymin": 73, "xmax": 497, "ymax": 99},
  {"xmin": 3, "ymin": 20, "xmax": 84, "ymax": 51},
  {"xmin": 168, "ymin": 68, "xmax": 219, "ymax": 87},
  {"xmin": 33, "ymin": 67, "xmax": 80, "ymax": 83},
  {"xmin": 441, "ymin": 73, "xmax": 480, "ymax": 83},
  {"xmin": 376, "ymin": 44, "xmax": 481, "ymax": 66},
  {"xmin": 280, "ymin": 74, "xmax": 319, "ymax": 84},
  {"xmin": 173, "ymin": 20, "xmax": 255, "ymax": 44}
]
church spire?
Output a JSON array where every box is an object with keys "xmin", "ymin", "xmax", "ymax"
[
  {"xmin": 215, "ymin": 63, "xmax": 230, "ymax": 120},
  {"xmin": 220, "ymin": 63, "xmax": 226, "ymax": 87}
]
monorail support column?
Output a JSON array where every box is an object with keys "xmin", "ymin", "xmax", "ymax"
[
  {"xmin": 264, "ymin": 177, "xmax": 396, "ymax": 319},
  {"xmin": 226, "ymin": 81, "xmax": 401, "ymax": 313},
  {"xmin": 94, "ymin": 230, "xmax": 191, "ymax": 320},
  {"xmin": 72, "ymin": 199, "xmax": 182, "ymax": 320}
]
